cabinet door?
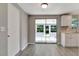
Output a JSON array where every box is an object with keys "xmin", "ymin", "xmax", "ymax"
[
  {"xmin": 71, "ymin": 34, "xmax": 78, "ymax": 47},
  {"xmin": 61, "ymin": 33, "xmax": 65, "ymax": 47},
  {"xmin": 66, "ymin": 34, "xmax": 77, "ymax": 47},
  {"xmin": 65, "ymin": 34, "xmax": 72, "ymax": 46},
  {"xmin": 61, "ymin": 15, "xmax": 72, "ymax": 26},
  {"xmin": 76, "ymin": 34, "xmax": 79, "ymax": 47}
]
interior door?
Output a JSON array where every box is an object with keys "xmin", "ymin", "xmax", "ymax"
[{"xmin": 8, "ymin": 4, "xmax": 20, "ymax": 56}]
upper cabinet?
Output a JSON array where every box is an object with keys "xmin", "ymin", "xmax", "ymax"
[{"xmin": 61, "ymin": 15, "xmax": 72, "ymax": 26}]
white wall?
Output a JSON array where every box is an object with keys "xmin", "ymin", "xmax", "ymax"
[
  {"xmin": 20, "ymin": 11, "xmax": 28, "ymax": 50},
  {"xmin": 0, "ymin": 3, "xmax": 28, "ymax": 56},
  {"xmin": 0, "ymin": 3, "xmax": 8, "ymax": 56}
]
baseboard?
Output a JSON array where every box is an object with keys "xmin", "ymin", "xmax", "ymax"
[
  {"xmin": 28, "ymin": 43, "xmax": 35, "ymax": 45},
  {"xmin": 15, "ymin": 44, "xmax": 29, "ymax": 56},
  {"xmin": 15, "ymin": 43, "xmax": 47, "ymax": 56},
  {"xmin": 21, "ymin": 44, "xmax": 28, "ymax": 51},
  {"xmin": 35, "ymin": 42, "xmax": 57, "ymax": 44},
  {"xmin": 15, "ymin": 50, "xmax": 23, "ymax": 56}
]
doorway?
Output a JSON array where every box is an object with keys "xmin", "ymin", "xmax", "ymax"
[{"xmin": 35, "ymin": 19, "xmax": 57, "ymax": 43}]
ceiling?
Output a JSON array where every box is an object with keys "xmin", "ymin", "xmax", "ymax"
[{"xmin": 18, "ymin": 3, "xmax": 79, "ymax": 15}]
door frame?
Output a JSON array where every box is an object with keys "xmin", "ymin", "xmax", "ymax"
[{"xmin": 35, "ymin": 19, "xmax": 57, "ymax": 44}]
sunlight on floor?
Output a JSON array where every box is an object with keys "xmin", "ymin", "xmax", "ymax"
[{"xmin": 35, "ymin": 32, "xmax": 57, "ymax": 43}]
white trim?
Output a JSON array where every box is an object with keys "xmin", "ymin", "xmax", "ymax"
[
  {"xmin": 21, "ymin": 44, "xmax": 28, "ymax": 51},
  {"xmin": 28, "ymin": 43, "xmax": 35, "ymax": 45}
]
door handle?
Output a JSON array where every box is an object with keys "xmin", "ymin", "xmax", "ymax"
[{"xmin": 8, "ymin": 35, "xmax": 10, "ymax": 37}]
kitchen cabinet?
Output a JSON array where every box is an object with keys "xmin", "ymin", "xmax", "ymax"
[
  {"xmin": 61, "ymin": 33, "xmax": 79, "ymax": 47},
  {"xmin": 61, "ymin": 15, "xmax": 72, "ymax": 26}
]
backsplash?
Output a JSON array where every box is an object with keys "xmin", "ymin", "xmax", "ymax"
[{"xmin": 61, "ymin": 26, "xmax": 79, "ymax": 33}]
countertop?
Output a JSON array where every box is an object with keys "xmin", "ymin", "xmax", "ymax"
[{"xmin": 61, "ymin": 27, "xmax": 79, "ymax": 33}]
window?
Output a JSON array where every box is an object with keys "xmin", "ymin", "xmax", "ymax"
[
  {"xmin": 51, "ymin": 25, "xmax": 57, "ymax": 32},
  {"xmin": 45, "ymin": 25, "xmax": 49, "ymax": 34},
  {"xmin": 37, "ymin": 25, "xmax": 44, "ymax": 32},
  {"xmin": 72, "ymin": 16, "xmax": 79, "ymax": 29}
]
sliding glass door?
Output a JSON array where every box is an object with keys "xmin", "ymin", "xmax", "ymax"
[{"xmin": 35, "ymin": 19, "xmax": 57, "ymax": 43}]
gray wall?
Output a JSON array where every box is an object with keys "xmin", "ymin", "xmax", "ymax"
[
  {"xmin": 0, "ymin": 4, "xmax": 8, "ymax": 56},
  {"xmin": 20, "ymin": 10, "xmax": 28, "ymax": 50},
  {"xmin": 28, "ymin": 15, "xmax": 61, "ymax": 44}
]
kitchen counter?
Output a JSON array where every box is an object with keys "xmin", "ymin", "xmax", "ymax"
[{"xmin": 61, "ymin": 26, "xmax": 79, "ymax": 47}]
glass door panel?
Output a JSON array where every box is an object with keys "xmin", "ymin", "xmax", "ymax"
[
  {"xmin": 45, "ymin": 25, "xmax": 50, "ymax": 36},
  {"xmin": 35, "ymin": 19, "xmax": 57, "ymax": 43},
  {"xmin": 35, "ymin": 19, "xmax": 45, "ymax": 43}
]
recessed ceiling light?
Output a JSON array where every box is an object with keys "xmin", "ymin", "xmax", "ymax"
[{"xmin": 41, "ymin": 3, "xmax": 48, "ymax": 8}]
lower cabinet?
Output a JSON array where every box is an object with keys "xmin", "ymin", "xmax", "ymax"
[{"xmin": 61, "ymin": 33, "xmax": 79, "ymax": 47}]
